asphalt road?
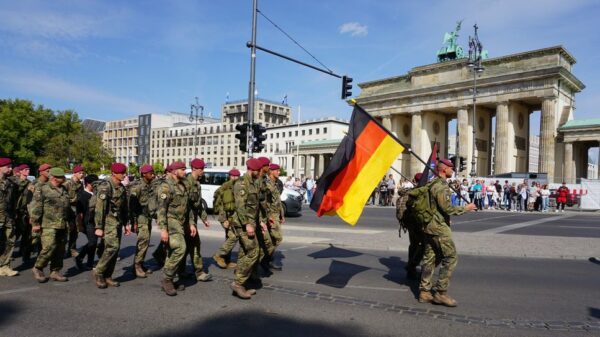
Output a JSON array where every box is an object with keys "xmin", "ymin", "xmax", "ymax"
[{"xmin": 1, "ymin": 208, "xmax": 599, "ymax": 336}]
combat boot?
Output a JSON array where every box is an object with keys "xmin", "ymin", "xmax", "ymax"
[
  {"xmin": 230, "ymin": 282, "xmax": 251, "ymax": 299},
  {"xmin": 93, "ymin": 270, "xmax": 107, "ymax": 289},
  {"xmin": 161, "ymin": 278, "xmax": 177, "ymax": 296},
  {"xmin": 226, "ymin": 262, "xmax": 237, "ymax": 269},
  {"xmin": 433, "ymin": 291, "xmax": 457, "ymax": 307},
  {"xmin": 269, "ymin": 260, "xmax": 283, "ymax": 271},
  {"xmin": 196, "ymin": 271, "xmax": 212, "ymax": 282},
  {"xmin": 105, "ymin": 278, "xmax": 120, "ymax": 287},
  {"xmin": 142, "ymin": 263, "xmax": 153, "ymax": 274},
  {"xmin": 418, "ymin": 290, "xmax": 434, "ymax": 303},
  {"xmin": 32, "ymin": 267, "xmax": 49, "ymax": 283},
  {"xmin": 49, "ymin": 271, "xmax": 68, "ymax": 282},
  {"xmin": 246, "ymin": 288, "xmax": 257, "ymax": 296},
  {"xmin": 0, "ymin": 266, "xmax": 19, "ymax": 277},
  {"xmin": 213, "ymin": 254, "xmax": 227, "ymax": 269},
  {"xmin": 134, "ymin": 263, "xmax": 147, "ymax": 278}
]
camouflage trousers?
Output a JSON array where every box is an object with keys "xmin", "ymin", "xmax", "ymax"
[
  {"xmin": 234, "ymin": 227, "xmax": 259, "ymax": 286},
  {"xmin": 258, "ymin": 219, "xmax": 283, "ymax": 261},
  {"xmin": 34, "ymin": 228, "xmax": 67, "ymax": 271},
  {"xmin": 179, "ymin": 230, "xmax": 204, "ymax": 276},
  {"xmin": 67, "ymin": 219, "xmax": 78, "ymax": 255},
  {"xmin": 15, "ymin": 215, "xmax": 34, "ymax": 258},
  {"xmin": 419, "ymin": 229, "xmax": 458, "ymax": 293},
  {"xmin": 163, "ymin": 231, "xmax": 186, "ymax": 280},
  {"xmin": 0, "ymin": 225, "xmax": 16, "ymax": 268},
  {"xmin": 134, "ymin": 217, "xmax": 152, "ymax": 265},
  {"xmin": 95, "ymin": 225, "xmax": 122, "ymax": 278},
  {"xmin": 215, "ymin": 225, "xmax": 238, "ymax": 259}
]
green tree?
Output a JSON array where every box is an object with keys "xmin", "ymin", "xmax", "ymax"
[
  {"xmin": 153, "ymin": 160, "xmax": 165, "ymax": 174},
  {"xmin": 128, "ymin": 162, "xmax": 140, "ymax": 177}
]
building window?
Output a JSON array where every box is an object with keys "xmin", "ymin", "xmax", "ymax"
[
  {"xmin": 295, "ymin": 130, "xmax": 298, "ymax": 136},
  {"xmin": 309, "ymin": 129, "xmax": 312, "ymax": 135},
  {"xmin": 316, "ymin": 128, "xmax": 320, "ymax": 135},
  {"xmin": 302, "ymin": 130, "xmax": 305, "ymax": 136},
  {"xmin": 324, "ymin": 127, "xmax": 327, "ymax": 134}
]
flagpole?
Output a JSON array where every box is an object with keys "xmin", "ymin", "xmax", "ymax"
[{"xmin": 353, "ymin": 102, "xmax": 472, "ymax": 205}]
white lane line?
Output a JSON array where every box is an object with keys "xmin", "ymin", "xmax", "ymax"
[
  {"xmin": 273, "ymin": 278, "xmax": 408, "ymax": 292},
  {"xmin": 282, "ymin": 225, "xmax": 384, "ymax": 234},
  {"xmin": 558, "ymin": 226, "xmax": 600, "ymax": 230},
  {"xmin": 290, "ymin": 245, "xmax": 309, "ymax": 251},
  {"xmin": 0, "ymin": 286, "xmax": 39, "ymax": 296},
  {"xmin": 476, "ymin": 214, "xmax": 576, "ymax": 234}
]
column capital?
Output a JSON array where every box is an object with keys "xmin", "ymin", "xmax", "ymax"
[{"xmin": 410, "ymin": 111, "xmax": 423, "ymax": 117}]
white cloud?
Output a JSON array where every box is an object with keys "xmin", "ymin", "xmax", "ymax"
[{"xmin": 339, "ymin": 22, "xmax": 368, "ymax": 37}]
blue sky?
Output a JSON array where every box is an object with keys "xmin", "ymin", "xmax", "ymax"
[{"xmin": 1, "ymin": 0, "xmax": 598, "ymax": 127}]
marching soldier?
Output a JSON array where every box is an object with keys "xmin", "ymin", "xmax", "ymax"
[
  {"xmin": 0, "ymin": 158, "xmax": 18, "ymax": 277},
  {"xmin": 419, "ymin": 159, "xmax": 476, "ymax": 307},
  {"xmin": 255, "ymin": 157, "xmax": 275, "ymax": 272},
  {"xmin": 264, "ymin": 163, "xmax": 284, "ymax": 270},
  {"xmin": 128, "ymin": 164, "xmax": 155, "ymax": 278},
  {"xmin": 212, "ymin": 168, "xmax": 241, "ymax": 269},
  {"xmin": 181, "ymin": 158, "xmax": 212, "ymax": 282},
  {"xmin": 30, "ymin": 168, "xmax": 71, "ymax": 282},
  {"xmin": 12, "ymin": 165, "xmax": 34, "ymax": 262},
  {"xmin": 74, "ymin": 174, "xmax": 99, "ymax": 270},
  {"xmin": 93, "ymin": 163, "xmax": 131, "ymax": 289},
  {"xmin": 230, "ymin": 158, "xmax": 262, "ymax": 299},
  {"xmin": 30, "ymin": 163, "xmax": 52, "ymax": 255},
  {"xmin": 157, "ymin": 161, "xmax": 194, "ymax": 296},
  {"xmin": 64, "ymin": 165, "xmax": 84, "ymax": 258}
]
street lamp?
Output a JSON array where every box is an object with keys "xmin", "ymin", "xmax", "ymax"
[
  {"xmin": 189, "ymin": 96, "xmax": 204, "ymax": 156},
  {"xmin": 467, "ymin": 24, "xmax": 485, "ymax": 177}
]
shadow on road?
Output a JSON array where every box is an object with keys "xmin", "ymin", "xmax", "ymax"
[
  {"xmin": 379, "ymin": 256, "xmax": 420, "ymax": 299},
  {"xmin": 0, "ymin": 300, "xmax": 20, "ymax": 328},
  {"xmin": 308, "ymin": 244, "xmax": 363, "ymax": 259},
  {"xmin": 145, "ymin": 310, "xmax": 363, "ymax": 337},
  {"xmin": 118, "ymin": 245, "xmax": 137, "ymax": 260},
  {"xmin": 315, "ymin": 260, "xmax": 369, "ymax": 288},
  {"xmin": 590, "ymin": 307, "xmax": 600, "ymax": 320}
]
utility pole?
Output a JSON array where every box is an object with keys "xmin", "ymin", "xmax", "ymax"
[{"xmin": 246, "ymin": 0, "xmax": 258, "ymax": 158}]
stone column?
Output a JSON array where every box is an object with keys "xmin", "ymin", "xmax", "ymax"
[
  {"xmin": 564, "ymin": 142, "xmax": 574, "ymax": 184},
  {"xmin": 539, "ymin": 98, "xmax": 556, "ymax": 182},
  {"xmin": 316, "ymin": 154, "xmax": 325, "ymax": 178},
  {"xmin": 410, "ymin": 112, "xmax": 422, "ymax": 177},
  {"xmin": 494, "ymin": 102, "xmax": 509, "ymax": 175},
  {"xmin": 381, "ymin": 114, "xmax": 392, "ymax": 131},
  {"xmin": 457, "ymin": 107, "xmax": 469, "ymax": 176}
]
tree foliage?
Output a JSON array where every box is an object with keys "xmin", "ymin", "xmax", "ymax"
[{"xmin": 0, "ymin": 99, "xmax": 113, "ymax": 174}]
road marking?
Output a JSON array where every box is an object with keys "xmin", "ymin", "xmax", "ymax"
[
  {"xmin": 282, "ymin": 224, "xmax": 384, "ymax": 234},
  {"xmin": 455, "ymin": 214, "xmax": 520, "ymax": 224},
  {"xmin": 0, "ymin": 286, "xmax": 39, "ymax": 296},
  {"xmin": 476, "ymin": 214, "xmax": 576, "ymax": 234},
  {"xmin": 290, "ymin": 245, "xmax": 308, "ymax": 250},
  {"xmin": 195, "ymin": 230, "xmax": 331, "ymax": 244},
  {"xmin": 558, "ymin": 225, "xmax": 600, "ymax": 230},
  {"xmin": 273, "ymin": 278, "xmax": 408, "ymax": 292}
]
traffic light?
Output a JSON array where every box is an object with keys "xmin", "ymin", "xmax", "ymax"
[
  {"xmin": 235, "ymin": 124, "xmax": 248, "ymax": 153},
  {"xmin": 459, "ymin": 156, "xmax": 467, "ymax": 172},
  {"xmin": 341, "ymin": 75, "xmax": 353, "ymax": 99},
  {"xmin": 252, "ymin": 123, "xmax": 267, "ymax": 153}
]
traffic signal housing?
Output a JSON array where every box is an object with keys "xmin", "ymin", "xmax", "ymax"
[
  {"xmin": 341, "ymin": 75, "xmax": 353, "ymax": 100},
  {"xmin": 235, "ymin": 124, "xmax": 248, "ymax": 153},
  {"xmin": 252, "ymin": 123, "xmax": 267, "ymax": 153},
  {"xmin": 459, "ymin": 156, "xmax": 467, "ymax": 172}
]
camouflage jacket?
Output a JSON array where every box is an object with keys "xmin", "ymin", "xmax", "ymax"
[
  {"xmin": 255, "ymin": 175, "xmax": 269, "ymax": 224},
  {"xmin": 234, "ymin": 173, "xmax": 258, "ymax": 229},
  {"xmin": 94, "ymin": 179, "xmax": 128, "ymax": 230},
  {"xmin": 0, "ymin": 175, "xmax": 17, "ymax": 226},
  {"xmin": 30, "ymin": 182, "xmax": 70, "ymax": 229},
  {"xmin": 63, "ymin": 178, "xmax": 83, "ymax": 220},
  {"xmin": 128, "ymin": 178, "xmax": 154, "ymax": 225},
  {"xmin": 10, "ymin": 176, "xmax": 33, "ymax": 216},
  {"xmin": 265, "ymin": 177, "xmax": 284, "ymax": 221},
  {"xmin": 184, "ymin": 174, "xmax": 208, "ymax": 224},
  {"xmin": 157, "ymin": 176, "xmax": 192, "ymax": 233},
  {"xmin": 424, "ymin": 178, "xmax": 467, "ymax": 236}
]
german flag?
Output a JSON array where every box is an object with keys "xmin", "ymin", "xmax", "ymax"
[{"xmin": 310, "ymin": 104, "xmax": 405, "ymax": 225}]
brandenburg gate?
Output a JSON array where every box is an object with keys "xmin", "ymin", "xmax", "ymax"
[{"xmin": 355, "ymin": 45, "xmax": 585, "ymax": 183}]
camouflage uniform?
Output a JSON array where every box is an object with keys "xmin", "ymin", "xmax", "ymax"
[
  {"xmin": 94, "ymin": 179, "xmax": 128, "ymax": 279},
  {"xmin": 256, "ymin": 176, "xmax": 274, "ymax": 264},
  {"xmin": 63, "ymin": 178, "xmax": 83, "ymax": 256},
  {"xmin": 182, "ymin": 174, "xmax": 208, "ymax": 277},
  {"xmin": 214, "ymin": 180, "xmax": 239, "ymax": 260},
  {"xmin": 128, "ymin": 179, "xmax": 154, "ymax": 265},
  {"xmin": 0, "ymin": 175, "xmax": 17, "ymax": 271},
  {"xmin": 419, "ymin": 178, "xmax": 467, "ymax": 293},
  {"xmin": 232, "ymin": 172, "xmax": 260, "ymax": 286},
  {"xmin": 158, "ymin": 176, "xmax": 191, "ymax": 281},
  {"xmin": 264, "ymin": 177, "xmax": 284, "ymax": 256},
  {"xmin": 13, "ymin": 177, "xmax": 34, "ymax": 259},
  {"xmin": 31, "ymin": 183, "xmax": 70, "ymax": 272}
]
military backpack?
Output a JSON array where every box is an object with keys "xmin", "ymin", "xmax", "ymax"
[{"xmin": 402, "ymin": 181, "xmax": 436, "ymax": 232}]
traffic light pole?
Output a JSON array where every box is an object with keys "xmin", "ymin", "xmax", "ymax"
[{"xmin": 246, "ymin": 0, "xmax": 258, "ymax": 158}]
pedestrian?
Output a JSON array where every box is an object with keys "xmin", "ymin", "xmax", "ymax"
[
  {"xmin": 378, "ymin": 177, "xmax": 388, "ymax": 206},
  {"xmin": 229, "ymin": 158, "xmax": 262, "ymax": 299},
  {"xmin": 556, "ymin": 182, "xmax": 569, "ymax": 212},
  {"xmin": 30, "ymin": 168, "xmax": 71, "ymax": 282},
  {"xmin": 92, "ymin": 163, "xmax": 131, "ymax": 289},
  {"xmin": 305, "ymin": 176, "xmax": 315, "ymax": 204},
  {"xmin": 419, "ymin": 159, "xmax": 476, "ymax": 307},
  {"xmin": 212, "ymin": 168, "xmax": 241, "ymax": 269},
  {"xmin": 128, "ymin": 164, "xmax": 156, "ymax": 278},
  {"xmin": 510, "ymin": 182, "xmax": 518, "ymax": 212},
  {"xmin": 386, "ymin": 174, "xmax": 396, "ymax": 206},
  {"xmin": 74, "ymin": 174, "xmax": 99, "ymax": 270},
  {"xmin": 0, "ymin": 157, "xmax": 18, "ymax": 277},
  {"xmin": 64, "ymin": 165, "xmax": 84, "ymax": 259},
  {"xmin": 540, "ymin": 184, "xmax": 550, "ymax": 212},
  {"xmin": 157, "ymin": 161, "xmax": 193, "ymax": 296},
  {"xmin": 264, "ymin": 163, "xmax": 285, "ymax": 270}
]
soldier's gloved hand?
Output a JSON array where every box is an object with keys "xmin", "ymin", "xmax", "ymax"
[
  {"xmin": 95, "ymin": 229, "xmax": 104, "ymax": 238},
  {"xmin": 465, "ymin": 203, "xmax": 477, "ymax": 212},
  {"xmin": 246, "ymin": 224, "xmax": 255, "ymax": 237},
  {"xmin": 260, "ymin": 222, "xmax": 268, "ymax": 234},
  {"xmin": 32, "ymin": 225, "xmax": 41, "ymax": 233},
  {"xmin": 190, "ymin": 225, "xmax": 197, "ymax": 238},
  {"xmin": 160, "ymin": 229, "xmax": 169, "ymax": 243},
  {"xmin": 222, "ymin": 220, "xmax": 230, "ymax": 229}
]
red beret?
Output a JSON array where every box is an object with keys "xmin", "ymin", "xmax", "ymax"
[
  {"xmin": 13, "ymin": 166, "xmax": 21, "ymax": 174},
  {"xmin": 246, "ymin": 158, "xmax": 262, "ymax": 171},
  {"xmin": 169, "ymin": 161, "xmax": 186, "ymax": 171},
  {"xmin": 257, "ymin": 157, "xmax": 270, "ymax": 167},
  {"xmin": 111, "ymin": 163, "xmax": 127, "ymax": 174},
  {"xmin": 190, "ymin": 158, "xmax": 205, "ymax": 169},
  {"xmin": 229, "ymin": 169, "xmax": 241, "ymax": 177},
  {"xmin": 140, "ymin": 164, "xmax": 154, "ymax": 174},
  {"xmin": 38, "ymin": 163, "xmax": 51, "ymax": 172},
  {"xmin": 438, "ymin": 158, "xmax": 454, "ymax": 168},
  {"xmin": 269, "ymin": 163, "xmax": 280, "ymax": 170},
  {"xmin": 414, "ymin": 172, "xmax": 423, "ymax": 181},
  {"xmin": 73, "ymin": 165, "xmax": 84, "ymax": 173},
  {"xmin": 0, "ymin": 158, "xmax": 10, "ymax": 167},
  {"xmin": 19, "ymin": 164, "xmax": 30, "ymax": 171}
]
